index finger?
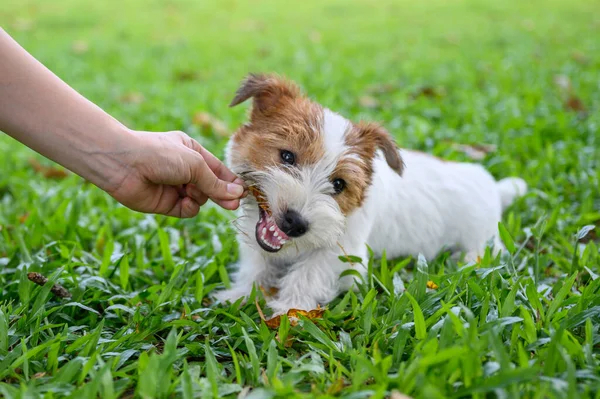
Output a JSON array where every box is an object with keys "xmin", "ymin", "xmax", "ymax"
[{"xmin": 186, "ymin": 138, "xmax": 244, "ymax": 185}]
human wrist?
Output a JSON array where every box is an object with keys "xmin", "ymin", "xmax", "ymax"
[{"xmin": 69, "ymin": 121, "xmax": 140, "ymax": 194}]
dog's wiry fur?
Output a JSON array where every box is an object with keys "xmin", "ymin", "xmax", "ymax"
[{"xmin": 216, "ymin": 73, "xmax": 527, "ymax": 315}]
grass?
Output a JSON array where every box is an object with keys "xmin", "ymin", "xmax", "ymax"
[{"xmin": 1, "ymin": 0, "xmax": 599, "ymax": 397}]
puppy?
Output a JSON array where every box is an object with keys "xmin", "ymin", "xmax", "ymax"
[{"xmin": 216, "ymin": 73, "xmax": 527, "ymax": 314}]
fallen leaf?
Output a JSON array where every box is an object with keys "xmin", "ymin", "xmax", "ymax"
[
  {"xmin": 18, "ymin": 213, "xmax": 29, "ymax": 224},
  {"xmin": 119, "ymin": 92, "xmax": 145, "ymax": 104},
  {"xmin": 450, "ymin": 143, "xmax": 497, "ymax": 160},
  {"xmin": 411, "ymin": 86, "xmax": 445, "ymax": 99},
  {"xmin": 255, "ymin": 298, "xmax": 326, "ymax": 329},
  {"xmin": 259, "ymin": 285, "xmax": 279, "ymax": 298},
  {"xmin": 71, "ymin": 40, "xmax": 89, "ymax": 54},
  {"xmin": 33, "ymin": 372, "xmax": 46, "ymax": 379},
  {"xmin": 257, "ymin": 47, "xmax": 271, "ymax": 57},
  {"xmin": 288, "ymin": 306, "xmax": 326, "ymax": 321},
  {"xmin": 191, "ymin": 112, "xmax": 229, "ymax": 137},
  {"xmin": 27, "ymin": 272, "xmax": 72, "ymax": 298},
  {"xmin": 426, "ymin": 280, "xmax": 439, "ymax": 289},
  {"xmin": 265, "ymin": 316, "xmax": 282, "ymax": 329},
  {"xmin": 28, "ymin": 158, "xmax": 69, "ymax": 179},
  {"xmin": 275, "ymin": 332, "xmax": 294, "ymax": 347},
  {"xmin": 565, "ymin": 95, "xmax": 586, "ymax": 113},
  {"xmin": 327, "ymin": 378, "xmax": 347, "ymax": 395},
  {"xmin": 173, "ymin": 70, "xmax": 199, "ymax": 82},
  {"xmin": 359, "ymin": 95, "xmax": 379, "ymax": 108}
]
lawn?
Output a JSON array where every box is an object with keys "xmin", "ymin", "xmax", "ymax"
[{"xmin": 1, "ymin": 0, "xmax": 599, "ymax": 397}]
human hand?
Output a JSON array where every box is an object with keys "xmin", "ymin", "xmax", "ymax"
[{"xmin": 105, "ymin": 130, "xmax": 246, "ymax": 218}]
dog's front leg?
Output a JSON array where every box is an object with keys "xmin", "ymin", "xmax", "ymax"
[
  {"xmin": 266, "ymin": 252, "xmax": 354, "ymax": 316},
  {"xmin": 214, "ymin": 246, "xmax": 270, "ymax": 304}
]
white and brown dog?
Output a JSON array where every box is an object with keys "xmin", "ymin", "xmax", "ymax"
[{"xmin": 216, "ymin": 73, "xmax": 527, "ymax": 314}]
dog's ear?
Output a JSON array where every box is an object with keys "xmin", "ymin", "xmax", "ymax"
[
  {"xmin": 357, "ymin": 122, "xmax": 404, "ymax": 175},
  {"xmin": 229, "ymin": 73, "xmax": 301, "ymax": 114}
]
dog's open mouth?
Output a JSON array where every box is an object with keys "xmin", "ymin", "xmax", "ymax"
[{"xmin": 249, "ymin": 186, "xmax": 289, "ymax": 253}]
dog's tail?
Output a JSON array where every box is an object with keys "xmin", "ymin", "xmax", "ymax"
[{"xmin": 497, "ymin": 177, "xmax": 527, "ymax": 211}]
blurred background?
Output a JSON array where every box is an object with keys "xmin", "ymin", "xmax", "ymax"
[{"xmin": 0, "ymin": 0, "xmax": 598, "ymax": 238}]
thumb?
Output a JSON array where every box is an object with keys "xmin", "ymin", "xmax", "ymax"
[{"xmin": 187, "ymin": 151, "xmax": 245, "ymax": 201}]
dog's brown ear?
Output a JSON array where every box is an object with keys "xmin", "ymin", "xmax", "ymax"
[
  {"xmin": 357, "ymin": 122, "xmax": 404, "ymax": 175},
  {"xmin": 229, "ymin": 73, "xmax": 301, "ymax": 114}
]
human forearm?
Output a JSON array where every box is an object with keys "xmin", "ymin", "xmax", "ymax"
[
  {"xmin": 0, "ymin": 27, "xmax": 133, "ymax": 192},
  {"xmin": 0, "ymin": 28, "xmax": 245, "ymax": 217}
]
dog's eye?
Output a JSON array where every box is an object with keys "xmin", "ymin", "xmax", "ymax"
[
  {"xmin": 280, "ymin": 150, "xmax": 296, "ymax": 165},
  {"xmin": 332, "ymin": 178, "xmax": 346, "ymax": 194}
]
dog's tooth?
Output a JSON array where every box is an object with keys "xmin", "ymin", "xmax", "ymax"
[
  {"xmin": 269, "ymin": 225, "xmax": 275, "ymax": 232},
  {"xmin": 262, "ymin": 227, "xmax": 266, "ymax": 235},
  {"xmin": 274, "ymin": 231, "xmax": 279, "ymax": 237},
  {"xmin": 280, "ymin": 239, "xmax": 287, "ymax": 244}
]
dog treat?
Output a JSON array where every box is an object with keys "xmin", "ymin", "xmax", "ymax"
[
  {"xmin": 27, "ymin": 272, "xmax": 72, "ymax": 298},
  {"xmin": 249, "ymin": 186, "xmax": 272, "ymax": 215}
]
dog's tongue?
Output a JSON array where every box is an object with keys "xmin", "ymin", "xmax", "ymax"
[{"xmin": 256, "ymin": 209, "xmax": 289, "ymax": 252}]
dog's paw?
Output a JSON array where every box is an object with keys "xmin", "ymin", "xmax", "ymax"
[
  {"xmin": 266, "ymin": 298, "xmax": 318, "ymax": 317},
  {"xmin": 213, "ymin": 288, "xmax": 250, "ymax": 304}
]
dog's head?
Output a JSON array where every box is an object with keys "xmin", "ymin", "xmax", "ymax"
[{"xmin": 227, "ymin": 73, "xmax": 403, "ymax": 254}]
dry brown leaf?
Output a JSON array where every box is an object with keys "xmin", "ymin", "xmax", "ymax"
[
  {"xmin": 426, "ymin": 280, "xmax": 439, "ymax": 289},
  {"xmin": 257, "ymin": 47, "xmax": 271, "ymax": 57},
  {"xmin": 411, "ymin": 86, "xmax": 445, "ymax": 99},
  {"xmin": 450, "ymin": 143, "xmax": 497, "ymax": 161},
  {"xmin": 33, "ymin": 372, "xmax": 46, "ymax": 379},
  {"xmin": 259, "ymin": 285, "xmax": 279, "ymax": 298},
  {"xmin": 327, "ymin": 378, "xmax": 347, "ymax": 395},
  {"xmin": 265, "ymin": 316, "xmax": 282, "ymax": 329},
  {"xmin": 119, "ymin": 92, "xmax": 145, "ymax": 104},
  {"xmin": 359, "ymin": 95, "xmax": 379, "ymax": 108},
  {"xmin": 27, "ymin": 272, "xmax": 72, "ymax": 298},
  {"xmin": 173, "ymin": 70, "xmax": 200, "ymax": 82},
  {"xmin": 191, "ymin": 112, "xmax": 229, "ymax": 137},
  {"xmin": 18, "ymin": 213, "xmax": 29, "ymax": 224},
  {"xmin": 28, "ymin": 158, "xmax": 69, "ymax": 179},
  {"xmin": 256, "ymin": 298, "xmax": 326, "ymax": 329},
  {"xmin": 71, "ymin": 40, "xmax": 89, "ymax": 54},
  {"xmin": 565, "ymin": 95, "xmax": 586, "ymax": 113},
  {"xmin": 275, "ymin": 332, "xmax": 295, "ymax": 347}
]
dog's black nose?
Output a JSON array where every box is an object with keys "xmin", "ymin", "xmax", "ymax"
[{"xmin": 280, "ymin": 210, "xmax": 309, "ymax": 237}]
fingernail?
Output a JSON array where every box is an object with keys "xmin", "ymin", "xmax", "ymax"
[{"xmin": 227, "ymin": 183, "xmax": 244, "ymax": 197}]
